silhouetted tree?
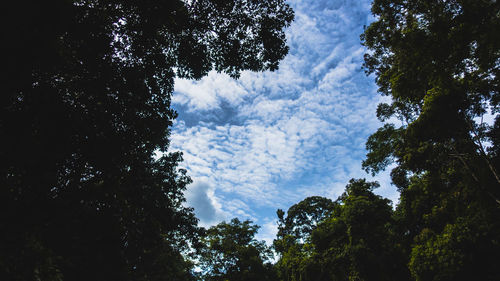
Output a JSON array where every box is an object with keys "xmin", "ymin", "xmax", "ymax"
[
  {"xmin": 198, "ymin": 218, "xmax": 276, "ymax": 281},
  {"xmin": 274, "ymin": 180, "xmax": 409, "ymax": 281},
  {"xmin": 310, "ymin": 179, "xmax": 409, "ymax": 281},
  {"xmin": 273, "ymin": 196, "xmax": 336, "ymax": 281},
  {"xmin": 1, "ymin": 1, "xmax": 293, "ymax": 280},
  {"xmin": 276, "ymin": 196, "xmax": 337, "ymax": 242},
  {"xmin": 362, "ymin": 0, "xmax": 500, "ymax": 280}
]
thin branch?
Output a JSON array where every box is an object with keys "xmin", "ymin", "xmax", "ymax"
[
  {"xmin": 466, "ymin": 118, "xmax": 500, "ymax": 186},
  {"xmin": 450, "ymin": 152, "xmax": 500, "ymax": 205}
]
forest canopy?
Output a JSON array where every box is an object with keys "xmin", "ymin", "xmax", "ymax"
[
  {"xmin": 2, "ymin": 0, "xmax": 500, "ymax": 281},
  {"xmin": 2, "ymin": 0, "xmax": 293, "ymax": 280},
  {"xmin": 360, "ymin": 0, "xmax": 500, "ymax": 280}
]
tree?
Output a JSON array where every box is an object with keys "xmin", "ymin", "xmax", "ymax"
[
  {"xmin": 362, "ymin": 0, "xmax": 500, "ymax": 200},
  {"xmin": 197, "ymin": 218, "xmax": 276, "ymax": 281},
  {"xmin": 274, "ymin": 180, "xmax": 409, "ymax": 281},
  {"xmin": 2, "ymin": 1, "xmax": 294, "ymax": 280},
  {"xmin": 362, "ymin": 0, "xmax": 500, "ymax": 280},
  {"xmin": 311, "ymin": 179, "xmax": 409, "ymax": 281},
  {"xmin": 273, "ymin": 196, "xmax": 337, "ymax": 281},
  {"xmin": 275, "ymin": 196, "xmax": 337, "ymax": 247}
]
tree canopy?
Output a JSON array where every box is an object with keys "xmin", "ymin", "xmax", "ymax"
[
  {"xmin": 197, "ymin": 218, "xmax": 276, "ymax": 281},
  {"xmin": 272, "ymin": 1, "xmax": 500, "ymax": 280},
  {"xmin": 361, "ymin": 0, "xmax": 500, "ymax": 280},
  {"xmin": 1, "ymin": 1, "xmax": 293, "ymax": 280},
  {"xmin": 4, "ymin": 0, "xmax": 500, "ymax": 280},
  {"xmin": 273, "ymin": 179, "xmax": 409, "ymax": 281}
]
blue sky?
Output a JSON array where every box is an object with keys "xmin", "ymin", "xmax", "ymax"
[{"xmin": 170, "ymin": 0, "xmax": 398, "ymax": 244}]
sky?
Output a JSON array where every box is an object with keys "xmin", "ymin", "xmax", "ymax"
[{"xmin": 169, "ymin": 0, "xmax": 398, "ymax": 244}]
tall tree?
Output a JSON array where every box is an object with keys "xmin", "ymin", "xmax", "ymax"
[
  {"xmin": 274, "ymin": 180, "xmax": 409, "ymax": 281},
  {"xmin": 362, "ymin": 0, "xmax": 500, "ymax": 280},
  {"xmin": 310, "ymin": 179, "xmax": 409, "ymax": 281},
  {"xmin": 274, "ymin": 196, "xmax": 337, "ymax": 281},
  {"xmin": 197, "ymin": 218, "xmax": 276, "ymax": 281},
  {"xmin": 275, "ymin": 196, "xmax": 337, "ymax": 247},
  {"xmin": 2, "ymin": 1, "xmax": 294, "ymax": 280}
]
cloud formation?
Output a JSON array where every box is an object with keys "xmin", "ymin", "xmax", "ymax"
[
  {"xmin": 184, "ymin": 181, "xmax": 218, "ymax": 225},
  {"xmin": 170, "ymin": 0, "xmax": 398, "ymax": 243}
]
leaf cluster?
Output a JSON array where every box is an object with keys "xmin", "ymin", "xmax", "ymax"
[{"xmin": 197, "ymin": 218, "xmax": 276, "ymax": 281}]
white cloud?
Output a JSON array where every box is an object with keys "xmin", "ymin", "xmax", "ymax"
[
  {"xmin": 173, "ymin": 72, "xmax": 250, "ymax": 111},
  {"xmin": 170, "ymin": 0, "xmax": 399, "ymax": 242},
  {"xmin": 255, "ymin": 218, "xmax": 279, "ymax": 246}
]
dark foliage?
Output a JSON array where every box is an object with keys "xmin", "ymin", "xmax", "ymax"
[
  {"xmin": 274, "ymin": 180, "xmax": 410, "ymax": 281},
  {"xmin": 198, "ymin": 218, "xmax": 276, "ymax": 281},
  {"xmin": 273, "ymin": 2, "xmax": 500, "ymax": 280},
  {"xmin": 361, "ymin": 0, "xmax": 500, "ymax": 280},
  {"xmin": 1, "ymin": 1, "xmax": 293, "ymax": 280}
]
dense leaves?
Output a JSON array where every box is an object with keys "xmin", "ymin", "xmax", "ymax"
[
  {"xmin": 274, "ymin": 196, "xmax": 337, "ymax": 281},
  {"xmin": 276, "ymin": 196, "xmax": 337, "ymax": 244},
  {"xmin": 2, "ymin": 0, "xmax": 293, "ymax": 280},
  {"xmin": 273, "ymin": 2, "xmax": 500, "ymax": 280},
  {"xmin": 361, "ymin": 0, "xmax": 500, "ymax": 195},
  {"xmin": 361, "ymin": 0, "xmax": 500, "ymax": 280},
  {"xmin": 5, "ymin": 0, "xmax": 499, "ymax": 280},
  {"xmin": 198, "ymin": 219, "xmax": 276, "ymax": 281},
  {"xmin": 274, "ymin": 179, "xmax": 409, "ymax": 281}
]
